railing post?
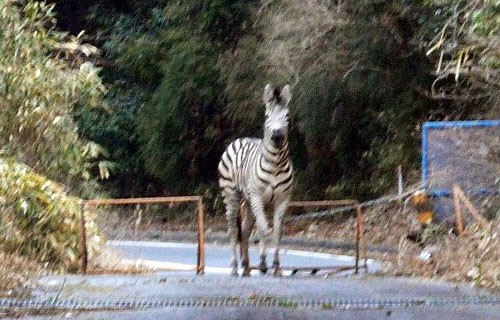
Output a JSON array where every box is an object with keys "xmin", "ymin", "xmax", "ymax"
[
  {"xmin": 80, "ymin": 202, "xmax": 88, "ymax": 274},
  {"xmin": 453, "ymin": 185, "xmax": 465, "ymax": 235},
  {"xmin": 454, "ymin": 184, "xmax": 488, "ymax": 229},
  {"xmin": 396, "ymin": 165, "xmax": 404, "ymax": 205},
  {"xmin": 196, "ymin": 197, "xmax": 205, "ymax": 275},
  {"xmin": 355, "ymin": 205, "xmax": 362, "ymax": 274},
  {"xmin": 354, "ymin": 205, "xmax": 367, "ymax": 274}
]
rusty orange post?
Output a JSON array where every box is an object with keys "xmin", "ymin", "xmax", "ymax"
[
  {"xmin": 453, "ymin": 186, "xmax": 465, "ymax": 235},
  {"xmin": 197, "ymin": 198, "xmax": 206, "ymax": 275},
  {"xmin": 360, "ymin": 206, "xmax": 367, "ymax": 272},
  {"xmin": 454, "ymin": 184, "xmax": 488, "ymax": 229},
  {"xmin": 80, "ymin": 202, "xmax": 88, "ymax": 274},
  {"xmin": 355, "ymin": 205, "xmax": 364, "ymax": 274}
]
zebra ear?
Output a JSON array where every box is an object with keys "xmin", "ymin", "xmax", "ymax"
[
  {"xmin": 281, "ymin": 84, "xmax": 291, "ymax": 106},
  {"xmin": 263, "ymin": 84, "xmax": 274, "ymax": 104}
]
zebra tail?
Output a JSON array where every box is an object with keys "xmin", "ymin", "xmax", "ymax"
[{"xmin": 237, "ymin": 208, "xmax": 242, "ymax": 244}]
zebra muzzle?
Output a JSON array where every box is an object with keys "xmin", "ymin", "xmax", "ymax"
[{"xmin": 270, "ymin": 130, "xmax": 285, "ymax": 146}]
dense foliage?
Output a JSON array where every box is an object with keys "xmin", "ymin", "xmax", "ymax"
[
  {"xmin": 0, "ymin": 158, "xmax": 102, "ymax": 271},
  {"xmin": 222, "ymin": 0, "xmax": 442, "ymax": 198},
  {"xmin": 424, "ymin": 0, "xmax": 499, "ymax": 116},
  {"xmin": 52, "ymin": 0, "xmax": 498, "ymax": 206},
  {"xmin": 74, "ymin": 0, "xmax": 255, "ymax": 198},
  {"xmin": 0, "ymin": 0, "xmax": 106, "ymax": 191},
  {"xmin": 0, "ymin": 0, "xmax": 105, "ymax": 272}
]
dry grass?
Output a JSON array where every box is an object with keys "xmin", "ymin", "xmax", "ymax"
[
  {"xmin": 0, "ymin": 252, "xmax": 42, "ymax": 297},
  {"xmin": 414, "ymin": 220, "xmax": 499, "ymax": 289},
  {"xmin": 87, "ymin": 247, "xmax": 152, "ymax": 275}
]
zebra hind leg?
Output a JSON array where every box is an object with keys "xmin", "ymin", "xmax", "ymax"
[
  {"xmin": 223, "ymin": 189, "xmax": 240, "ymax": 276},
  {"xmin": 240, "ymin": 201, "xmax": 255, "ymax": 276}
]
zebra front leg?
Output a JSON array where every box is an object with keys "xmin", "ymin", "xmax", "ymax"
[
  {"xmin": 249, "ymin": 196, "xmax": 271, "ymax": 274},
  {"xmin": 258, "ymin": 235, "xmax": 268, "ymax": 274},
  {"xmin": 240, "ymin": 201, "xmax": 254, "ymax": 277},
  {"xmin": 272, "ymin": 200, "xmax": 288, "ymax": 277}
]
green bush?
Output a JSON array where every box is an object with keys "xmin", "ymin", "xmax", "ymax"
[
  {"xmin": 423, "ymin": 0, "xmax": 500, "ymax": 116},
  {"xmin": 0, "ymin": 0, "xmax": 106, "ymax": 188},
  {"xmin": 0, "ymin": 158, "xmax": 102, "ymax": 272},
  {"xmin": 85, "ymin": 0, "xmax": 254, "ymax": 195}
]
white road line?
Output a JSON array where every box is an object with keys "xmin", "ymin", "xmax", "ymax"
[
  {"xmin": 119, "ymin": 259, "xmax": 304, "ymax": 276},
  {"xmin": 108, "ymin": 240, "xmax": 198, "ymax": 249},
  {"xmin": 107, "ymin": 240, "xmax": 368, "ymax": 261}
]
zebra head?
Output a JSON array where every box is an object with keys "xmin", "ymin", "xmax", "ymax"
[{"xmin": 263, "ymin": 84, "xmax": 292, "ymax": 148}]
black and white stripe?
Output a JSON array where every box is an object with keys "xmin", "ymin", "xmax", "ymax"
[{"xmin": 218, "ymin": 84, "xmax": 293, "ymax": 276}]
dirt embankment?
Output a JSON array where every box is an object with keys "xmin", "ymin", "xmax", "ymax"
[{"xmin": 303, "ymin": 202, "xmax": 499, "ymax": 290}]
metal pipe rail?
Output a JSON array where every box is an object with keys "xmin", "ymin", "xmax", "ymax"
[
  {"xmin": 287, "ymin": 199, "xmax": 367, "ymax": 273},
  {"xmin": 1, "ymin": 296, "xmax": 498, "ymax": 311},
  {"xmin": 81, "ymin": 197, "xmax": 369, "ymax": 275},
  {"xmin": 286, "ymin": 187, "xmax": 421, "ymax": 222}
]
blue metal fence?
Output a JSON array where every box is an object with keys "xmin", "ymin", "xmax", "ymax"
[{"xmin": 421, "ymin": 120, "xmax": 500, "ymax": 220}]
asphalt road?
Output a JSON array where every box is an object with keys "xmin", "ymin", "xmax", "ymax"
[{"xmin": 5, "ymin": 241, "xmax": 500, "ymax": 319}]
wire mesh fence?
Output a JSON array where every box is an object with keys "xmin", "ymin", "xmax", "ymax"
[{"xmin": 422, "ymin": 120, "xmax": 500, "ymax": 222}]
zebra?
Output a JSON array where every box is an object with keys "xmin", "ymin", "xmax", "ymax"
[{"xmin": 218, "ymin": 84, "xmax": 293, "ymax": 276}]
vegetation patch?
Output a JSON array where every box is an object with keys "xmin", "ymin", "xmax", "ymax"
[
  {"xmin": 0, "ymin": 251, "xmax": 41, "ymax": 297},
  {"xmin": 0, "ymin": 158, "xmax": 102, "ymax": 273},
  {"xmin": 277, "ymin": 299, "xmax": 299, "ymax": 308}
]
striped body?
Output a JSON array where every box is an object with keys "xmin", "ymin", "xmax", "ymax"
[
  {"xmin": 218, "ymin": 84, "xmax": 293, "ymax": 276},
  {"xmin": 219, "ymin": 137, "xmax": 293, "ymax": 205}
]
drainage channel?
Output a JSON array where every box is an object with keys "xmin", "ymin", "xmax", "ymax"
[{"xmin": 1, "ymin": 296, "xmax": 499, "ymax": 311}]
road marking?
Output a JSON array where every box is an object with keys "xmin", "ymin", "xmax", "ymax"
[
  {"xmin": 107, "ymin": 240, "xmax": 371, "ymax": 262},
  {"xmin": 119, "ymin": 259, "xmax": 270, "ymax": 275},
  {"xmin": 108, "ymin": 240, "xmax": 198, "ymax": 249}
]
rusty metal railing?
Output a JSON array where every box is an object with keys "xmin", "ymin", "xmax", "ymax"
[
  {"xmin": 287, "ymin": 199, "xmax": 367, "ymax": 274},
  {"xmin": 80, "ymin": 196, "xmax": 369, "ymax": 276}
]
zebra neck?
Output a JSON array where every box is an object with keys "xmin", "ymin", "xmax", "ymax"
[{"xmin": 261, "ymin": 138, "xmax": 289, "ymax": 167}]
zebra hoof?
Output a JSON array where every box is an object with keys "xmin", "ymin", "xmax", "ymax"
[
  {"xmin": 273, "ymin": 268, "xmax": 282, "ymax": 277},
  {"xmin": 242, "ymin": 269, "xmax": 251, "ymax": 277},
  {"xmin": 259, "ymin": 263, "xmax": 268, "ymax": 275},
  {"xmin": 230, "ymin": 269, "xmax": 238, "ymax": 277}
]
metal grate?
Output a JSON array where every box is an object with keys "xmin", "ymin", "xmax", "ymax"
[
  {"xmin": 421, "ymin": 120, "xmax": 500, "ymax": 220},
  {"xmin": 1, "ymin": 296, "xmax": 499, "ymax": 311}
]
